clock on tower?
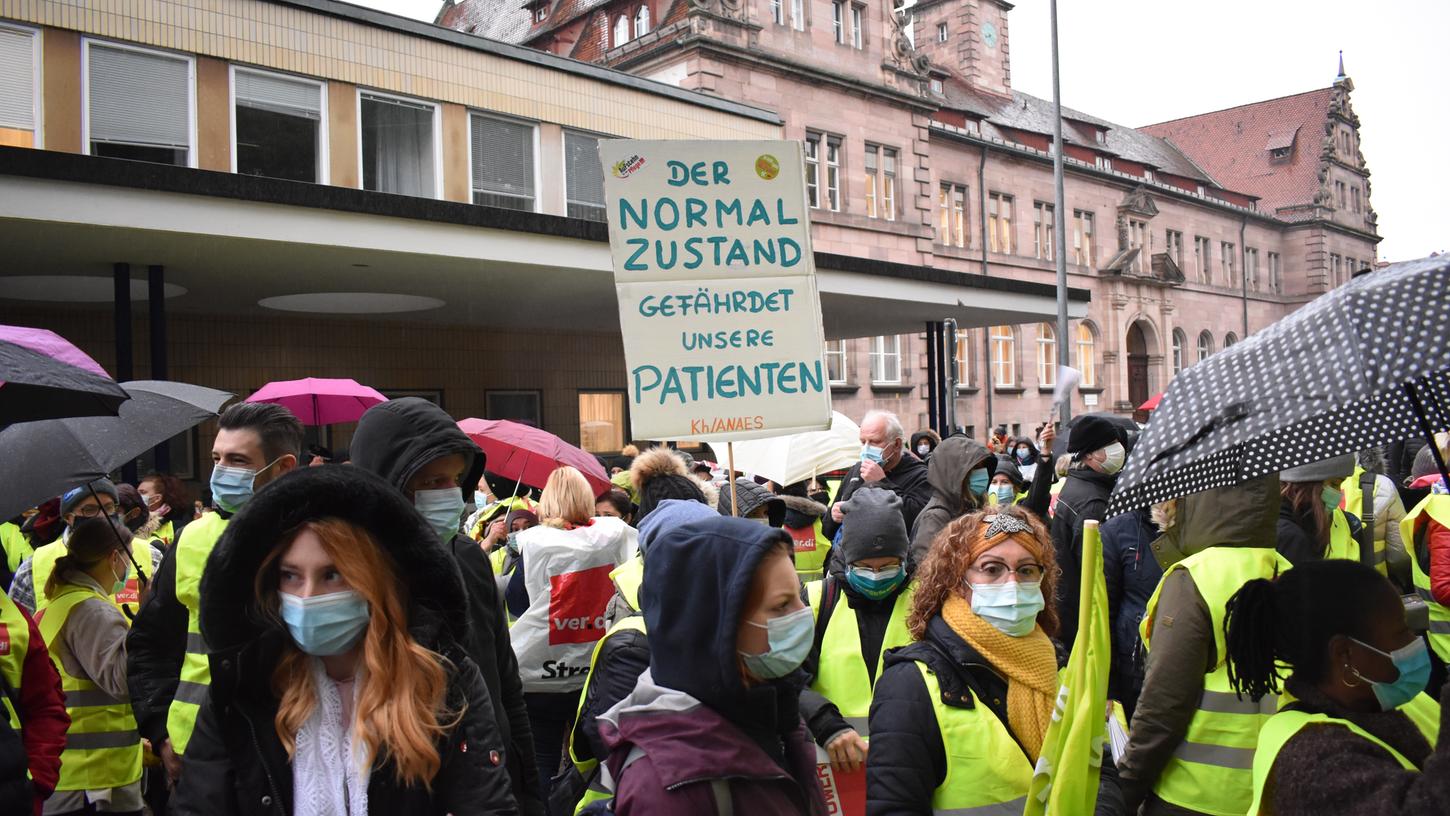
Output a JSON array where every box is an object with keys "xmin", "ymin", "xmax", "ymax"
[{"xmin": 981, "ymin": 21, "xmax": 998, "ymax": 49}]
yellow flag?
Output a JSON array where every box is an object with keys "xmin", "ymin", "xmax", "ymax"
[{"xmin": 1024, "ymin": 519, "xmax": 1109, "ymax": 815}]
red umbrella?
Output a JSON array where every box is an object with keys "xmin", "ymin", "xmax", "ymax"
[
  {"xmin": 1138, "ymin": 393, "xmax": 1163, "ymax": 412},
  {"xmin": 459, "ymin": 418, "xmax": 612, "ymax": 497},
  {"xmin": 247, "ymin": 377, "xmax": 387, "ymax": 425}
]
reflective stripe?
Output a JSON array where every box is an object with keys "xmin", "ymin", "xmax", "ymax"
[
  {"xmin": 174, "ymin": 681, "xmax": 210, "ymax": 705},
  {"xmin": 63, "ymin": 689, "xmax": 123, "ymax": 707},
  {"xmin": 933, "ymin": 796, "xmax": 1029, "ymax": 815},
  {"xmin": 186, "ymin": 632, "xmax": 207, "ymax": 654},
  {"xmin": 64, "ymin": 730, "xmax": 139, "ymax": 751},
  {"xmin": 1172, "ymin": 740, "xmax": 1256, "ymax": 770},
  {"xmin": 1431, "ymin": 620, "xmax": 1450, "ymax": 635},
  {"xmin": 1197, "ymin": 689, "xmax": 1276, "ymax": 715},
  {"xmin": 1419, "ymin": 586, "xmax": 1435, "ymax": 602}
]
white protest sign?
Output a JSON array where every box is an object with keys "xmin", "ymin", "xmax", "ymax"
[{"xmin": 598, "ymin": 140, "xmax": 832, "ymax": 442}]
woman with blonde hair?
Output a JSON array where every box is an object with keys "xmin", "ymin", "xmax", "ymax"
[
  {"xmin": 172, "ymin": 465, "xmax": 518, "ymax": 815},
  {"xmin": 866, "ymin": 505, "xmax": 1124, "ymax": 814},
  {"xmin": 507, "ymin": 466, "xmax": 637, "ymax": 796}
]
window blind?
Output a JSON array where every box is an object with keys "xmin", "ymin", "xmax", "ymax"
[
  {"xmin": 0, "ymin": 27, "xmax": 35, "ymax": 131},
  {"xmin": 470, "ymin": 114, "xmax": 534, "ymax": 200},
  {"xmin": 564, "ymin": 131, "xmax": 604, "ymax": 206},
  {"xmin": 88, "ymin": 44, "xmax": 190, "ymax": 148},
  {"xmin": 235, "ymin": 69, "xmax": 321, "ymax": 119}
]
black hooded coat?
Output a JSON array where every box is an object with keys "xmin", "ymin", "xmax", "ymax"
[
  {"xmin": 348, "ymin": 397, "xmax": 541, "ymax": 813},
  {"xmin": 170, "ymin": 466, "xmax": 518, "ymax": 815}
]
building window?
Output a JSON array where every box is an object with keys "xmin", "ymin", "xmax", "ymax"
[
  {"xmin": 487, "ymin": 390, "xmax": 543, "ymax": 427},
  {"xmin": 851, "ymin": 4, "xmax": 864, "ymax": 48},
  {"xmin": 1072, "ymin": 210, "xmax": 1095, "ymax": 267},
  {"xmin": 1351, "ymin": 186, "xmax": 1361, "ymax": 213},
  {"xmin": 1245, "ymin": 247, "xmax": 1259, "ymax": 291},
  {"xmin": 770, "ymin": 0, "xmax": 784, "ymax": 25},
  {"xmin": 870, "ymin": 335, "xmax": 902, "ymax": 384},
  {"xmin": 1033, "ymin": 202, "xmax": 1055, "ymax": 261},
  {"xmin": 634, "ymin": 5, "xmax": 650, "ymax": 36},
  {"xmin": 989, "ymin": 325, "xmax": 1016, "ymax": 387},
  {"xmin": 1197, "ymin": 330, "xmax": 1213, "ymax": 363},
  {"xmin": 790, "ymin": 0, "xmax": 805, "ymax": 30},
  {"xmin": 1128, "ymin": 219, "xmax": 1149, "ymax": 273},
  {"xmin": 85, "ymin": 42, "xmax": 193, "ymax": 166},
  {"xmin": 955, "ymin": 329, "xmax": 975, "ymax": 387},
  {"xmin": 233, "ymin": 68, "xmax": 324, "ymax": 183},
  {"xmin": 937, "ymin": 22, "xmax": 948, "ymax": 42},
  {"xmin": 534, "ymin": 6, "xmax": 548, "ymax": 22},
  {"xmin": 1224, "ymin": 332, "xmax": 1238, "ymax": 348},
  {"xmin": 1075, "ymin": 322, "xmax": 1097, "ymax": 387},
  {"xmin": 865, "ymin": 144, "xmax": 897, "ymax": 220},
  {"xmin": 1329, "ymin": 253, "xmax": 1342, "ymax": 287},
  {"xmin": 613, "ymin": 15, "xmax": 630, "ymax": 47},
  {"xmin": 579, "ymin": 391, "xmax": 626, "ymax": 453},
  {"xmin": 1220, "ymin": 241, "xmax": 1236, "ymax": 286},
  {"xmin": 360, "ymin": 92, "xmax": 437, "ymax": 198},
  {"xmin": 0, "ymin": 25, "xmax": 39, "ymax": 148},
  {"xmin": 1194, "ymin": 236, "xmax": 1211, "ymax": 284},
  {"xmin": 832, "ymin": 1, "xmax": 845, "ymax": 43},
  {"xmin": 469, "ymin": 113, "xmax": 536, "ymax": 211},
  {"xmin": 988, "ymin": 192, "xmax": 1014, "ymax": 254},
  {"xmin": 825, "ymin": 339, "xmax": 848, "ymax": 384},
  {"xmin": 1165, "ymin": 229, "xmax": 1183, "ymax": 270},
  {"xmin": 1035, "ymin": 324, "xmax": 1056, "ymax": 387},
  {"xmin": 1335, "ymin": 180, "xmax": 1347, "ymax": 209},
  {"xmin": 930, "ymin": 78, "xmax": 943, "ymax": 94},
  {"xmin": 939, "ymin": 183, "xmax": 967, "ymax": 247},
  {"xmin": 565, "ymin": 130, "xmax": 606, "ymax": 221},
  {"xmin": 805, "ymin": 132, "xmax": 840, "ymax": 210},
  {"xmin": 1268, "ymin": 251, "xmax": 1282, "ymax": 293},
  {"xmin": 823, "ymin": 134, "xmax": 842, "ymax": 211},
  {"xmin": 1095, "ymin": 128, "xmax": 1107, "ymax": 145},
  {"xmin": 1095, "ymin": 155, "xmax": 1112, "ymax": 171},
  {"xmin": 1171, "ymin": 328, "xmax": 1186, "ymax": 375}
]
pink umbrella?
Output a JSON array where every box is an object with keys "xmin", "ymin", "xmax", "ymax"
[
  {"xmin": 459, "ymin": 417, "xmax": 612, "ymax": 497},
  {"xmin": 0, "ymin": 325, "xmax": 110, "ymax": 378},
  {"xmin": 247, "ymin": 377, "xmax": 387, "ymax": 425}
]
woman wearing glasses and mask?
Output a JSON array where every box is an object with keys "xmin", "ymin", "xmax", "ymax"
[{"xmin": 866, "ymin": 506, "xmax": 1124, "ymax": 815}]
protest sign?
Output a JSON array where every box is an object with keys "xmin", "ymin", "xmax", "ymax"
[
  {"xmin": 815, "ymin": 746, "xmax": 867, "ymax": 816},
  {"xmin": 598, "ymin": 140, "xmax": 832, "ymax": 442}
]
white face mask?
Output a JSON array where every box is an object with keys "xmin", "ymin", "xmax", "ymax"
[{"xmin": 1098, "ymin": 442, "xmax": 1126, "ymax": 475}]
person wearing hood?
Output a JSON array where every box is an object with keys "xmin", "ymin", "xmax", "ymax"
[
  {"xmin": 800, "ymin": 488, "xmax": 915, "ymax": 777},
  {"xmin": 11, "ymin": 478, "xmax": 122, "ymax": 617},
  {"xmin": 484, "ymin": 508, "xmax": 540, "ymax": 597},
  {"xmin": 557, "ymin": 498, "xmax": 719, "ymax": 815},
  {"xmin": 719, "ymin": 477, "xmax": 787, "ymax": 526},
  {"xmin": 821, "ymin": 411, "xmax": 932, "ymax": 543},
  {"xmin": 1278, "ymin": 454, "xmax": 1365, "ymax": 567},
  {"xmin": 1051, "ymin": 414, "xmax": 1130, "ymax": 650},
  {"xmin": 128, "ymin": 402, "xmax": 302, "ymax": 788},
  {"xmin": 596, "ymin": 516, "xmax": 829, "ymax": 814},
  {"xmin": 908, "ymin": 435, "xmax": 996, "ymax": 566},
  {"xmin": 1224, "ymin": 559, "xmax": 1448, "ymax": 816},
  {"xmin": 780, "ymin": 489, "xmax": 831, "ymax": 582},
  {"xmin": 866, "ymin": 505, "xmax": 1124, "ymax": 815},
  {"xmin": 507, "ymin": 466, "xmax": 637, "ymax": 797},
  {"xmin": 629, "ymin": 447, "xmax": 715, "ymax": 524},
  {"xmin": 1402, "ymin": 438, "xmax": 1450, "ymax": 699},
  {"xmin": 349, "ymin": 397, "xmax": 543, "ymax": 814},
  {"xmin": 36, "ymin": 514, "xmax": 144, "ymax": 816},
  {"xmin": 910, "ymin": 429, "xmax": 941, "ymax": 461},
  {"xmin": 1118, "ymin": 474, "xmax": 1293, "ymax": 816},
  {"xmin": 1101, "ymin": 501, "xmax": 1173, "ymax": 721},
  {"xmin": 1341, "ymin": 448, "xmax": 1411, "ymax": 588},
  {"xmin": 1010, "ymin": 436, "xmax": 1042, "ymax": 482},
  {"xmin": 138, "ymin": 472, "xmax": 191, "ymax": 548},
  {"xmin": 170, "ymin": 466, "xmax": 518, "ymax": 815}
]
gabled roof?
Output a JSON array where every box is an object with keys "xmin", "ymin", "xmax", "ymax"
[
  {"xmin": 437, "ymin": 0, "xmax": 534, "ymax": 43},
  {"xmin": 1139, "ymin": 88, "xmax": 1336, "ymax": 220}
]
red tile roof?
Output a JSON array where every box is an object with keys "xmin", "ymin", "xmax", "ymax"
[{"xmin": 1140, "ymin": 88, "xmax": 1334, "ymax": 221}]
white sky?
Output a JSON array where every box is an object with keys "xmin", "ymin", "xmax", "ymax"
[{"xmin": 355, "ymin": 0, "xmax": 1445, "ymax": 260}]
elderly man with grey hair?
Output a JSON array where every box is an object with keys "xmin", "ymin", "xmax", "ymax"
[{"xmin": 819, "ymin": 409, "xmax": 932, "ymax": 544}]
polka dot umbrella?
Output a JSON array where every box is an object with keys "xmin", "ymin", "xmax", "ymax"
[{"xmin": 1108, "ymin": 254, "xmax": 1450, "ymax": 517}]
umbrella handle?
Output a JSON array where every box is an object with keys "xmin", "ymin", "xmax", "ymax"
[{"xmin": 1403, "ymin": 381, "xmax": 1450, "ymax": 489}]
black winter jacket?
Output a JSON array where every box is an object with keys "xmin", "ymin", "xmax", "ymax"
[
  {"xmin": 1050, "ymin": 467, "xmax": 1118, "ymax": 649},
  {"xmin": 1100, "ymin": 507, "xmax": 1163, "ymax": 717},
  {"xmin": 866, "ymin": 615, "xmax": 1123, "ymax": 816},
  {"xmin": 171, "ymin": 466, "xmax": 518, "ymax": 815},
  {"xmin": 573, "ymin": 622, "xmax": 650, "ymax": 763},
  {"xmin": 1277, "ymin": 501, "xmax": 1361, "ymax": 566},
  {"xmin": 350, "ymin": 397, "xmax": 542, "ymax": 813},
  {"xmin": 821, "ymin": 454, "xmax": 931, "ymax": 543}
]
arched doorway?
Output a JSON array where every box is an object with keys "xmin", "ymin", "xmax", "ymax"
[{"xmin": 1126, "ymin": 322, "xmax": 1151, "ymax": 409}]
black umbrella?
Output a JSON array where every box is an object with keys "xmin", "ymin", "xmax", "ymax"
[
  {"xmin": 0, "ymin": 340, "xmax": 130, "ymax": 425},
  {"xmin": 1108, "ymin": 254, "xmax": 1450, "ymax": 517},
  {"xmin": 0, "ymin": 380, "xmax": 234, "ymax": 523}
]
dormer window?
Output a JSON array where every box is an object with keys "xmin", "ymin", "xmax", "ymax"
[
  {"xmin": 1094, "ymin": 128, "xmax": 1106, "ymax": 144},
  {"xmin": 930, "ymin": 78, "xmax": 943, "ymax": 94},
  {"xmin": 1095, "ymin": 155, "xmax": 1112, "ymax": 171},
  {"xmin": 1269, "ymin": 146, "xmax": 1290, "ymax": 160},
  {"xmin": 534, "ymin": 6, "xmax": 547, "ymax": 22}
]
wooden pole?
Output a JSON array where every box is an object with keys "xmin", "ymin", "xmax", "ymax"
[{"xmin": 728, "ymin": 441, "xmax": 740, "ymax": 517}]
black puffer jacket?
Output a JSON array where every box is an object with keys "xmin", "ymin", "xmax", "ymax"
[
  {"xmin": 172, "ymin": 466, "xmax": 518, "ymax": 815},
  {"xmin": 1050, "ymin": 467, "xmax": 1118, "ymax": 649},
  {"xmin": 821, "ymin": 455, "xmax": 931, "ymax": 543},
  {"xmin": 350, "ymin": 397, "xmax": 542, "ymax": 813},
  {"xmin": 866, "ymin": 615, "xmax": 1122, "ymax": 816}
]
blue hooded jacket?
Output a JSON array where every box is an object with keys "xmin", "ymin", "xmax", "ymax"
[{"xmin": 634, "ymin": 498, "xmax": 717, "ymax": 557}]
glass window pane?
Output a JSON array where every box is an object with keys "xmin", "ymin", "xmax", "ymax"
[
  {"xmin": 361, "ymin": 94, "xmax": 435, "ymax": 197},
  {"xmin": 579, "ymin": 392, "xmax": 626, "ymax": 452},
  {"xmin": 471, "ymin": 114, "xmax": 535, "ymax": 211},
  {"xmin": 565, "ymin": 131, "xmax": 606, "ymax": 221}
]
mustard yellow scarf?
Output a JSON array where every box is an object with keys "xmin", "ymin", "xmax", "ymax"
[{"xmin": 941, "ymin": 594, "xmax": 1058, "ymax": 759}]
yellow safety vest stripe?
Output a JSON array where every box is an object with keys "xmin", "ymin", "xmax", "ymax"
[
  {"xmin": 36, "ymin": 584, "xmax": 142, "ymax": 791},
  {"xmin": 915, "ymin": 661, "xmax": 1033, "ymax": 815},
  {"xmin": 0, "ymin": 592, "xmax": 31, "ymax": 733},
  {"xmin": 1340, "ymin": 468, "xmax": 1388, "ymax": 573},
  {"xmin": 568, "ymin": 614, "xmax": 649, "ymax": 815},
  {"xmin": 1403, "ymin": 495, "xmax": 1450, "ymax": 662},
  {"xmin": 808, "ymin": 579, "xmax": 915, "ymax": 735},
  {"xmin": 167, "ymin": 511, "xmax": 230, "ymax": 755}
]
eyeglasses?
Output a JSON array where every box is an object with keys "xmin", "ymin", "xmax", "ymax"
[
  {"xmin": 73, "ymin": 503, "xmax": 119, "ymax": 518},
  {"xmin": 967, "ymin": 561, "xmax": 1044, "ymax": 584}
]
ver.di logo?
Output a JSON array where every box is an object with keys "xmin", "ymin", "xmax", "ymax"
[
  {"xmin": 612, "ymin": 154, "xmax": 646, "ymax": 179},
  {"xmin": 755, "ymin": 154, "xmax": 780, "ymax": 180}
]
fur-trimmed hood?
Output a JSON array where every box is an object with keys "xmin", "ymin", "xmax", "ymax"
[{"xmin": 199, "ymin": 466, "xmax": 469, "ymax": 699}]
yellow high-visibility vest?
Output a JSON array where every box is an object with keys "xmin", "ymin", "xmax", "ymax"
[
  {"xmin": 566, "ymin": 614, "xmax": 649, "ymax": 814},
  {"xmin": 915, "ymin": 661, "xmax": 1034, "ymax": 815},
  {"xmin": 1403, "ymin": 495, "xmax": 1450, "ymax": 662},
  {"xmin": 167, "ymin": 511, "xmax": 229, "ymax": 755},
  {"xmin": 806, "ymin": 578, "xmax": 914, "ymax": 736}
]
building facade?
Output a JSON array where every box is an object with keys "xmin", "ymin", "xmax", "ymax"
[{"xmin": 440, "ymin": 0, "xmax": 1381, "ymax": 437}]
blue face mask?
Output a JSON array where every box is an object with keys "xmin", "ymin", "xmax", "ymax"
[
  {"xmin": 739, "ymin": 606, "xmax": 814, "ymax": 679},
  {"xmin": 415, "ymin": 487, "xmax": 465, "ymax": 541},
  {"xmin": 993, "ymin": 484, "xmax": 1016, "ymax": 506},
  {"xmin": 1015, "ymin": 447, "xmax": 1033, "ymax": 464},
  {"xmin": 967, "ymin": 467, "xmax": 991, "ymax": 498},
  {"xmin": 861, "ymin": 444, "xmax": 885, "ymax": 465},
  {"xmin": 210, "ymin": 459, "xmax": 278, "ymax": 514},
  {"xmin": 847, "ymin": 564, "xmax": 906, "ymax": 600},
  {"xmin": 280, "ymin": 590, "xmax": 370, "ymax": 656},
  {"xmin": 969, "ymin": 581, "xmax": 1045, "ymax": 637},
  {"xmin": 1350, "ymin": 636, "xmax": 1431, "ymax": 711}
]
